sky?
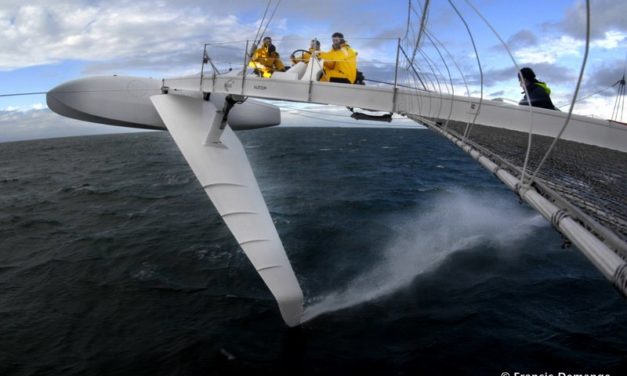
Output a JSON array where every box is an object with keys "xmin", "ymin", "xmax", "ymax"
[{"xmin": 0, "ymin": 0, "xmax": 626, "ymax": 143}]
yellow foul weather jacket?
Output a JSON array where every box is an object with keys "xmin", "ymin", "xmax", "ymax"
[
  {"xmin": 318, "ymin": 43, "xmax": 358, "ymax": 84},
  {"xmin": 249, "ymin": 45, "xmax": 286, "ymax": 78}
]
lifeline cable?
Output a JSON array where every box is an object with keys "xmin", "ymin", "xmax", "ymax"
[
  {"xmin": 527, "ymin": 0, "xmax": 591, "ymax": 185},
  {"xmin": 462, "ymin": 0, "xmax": 535, "ymax": 186},
  {"xmin": 417, "ymin": 48, "xmax": 444, "ymax": 120},
  {"xmin": 425, "ymin": 28, "xmax": 472, "ymax": 131},
  {"xmin": 423, "ymin": 30, "xmax": 454, "ymax": 129},
  {"xmin": 448, "ymin": 0, "xmax": 483, "ymax": 142}
]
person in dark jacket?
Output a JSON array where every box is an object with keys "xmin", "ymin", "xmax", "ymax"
[{"xmin": 518, "ymin": 67, "xmax": 557, "ymax": 110}]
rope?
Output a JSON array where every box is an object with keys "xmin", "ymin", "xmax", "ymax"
[{"xmin": 527, "ymin": 0, "xmax": 591, "ymax": 185}]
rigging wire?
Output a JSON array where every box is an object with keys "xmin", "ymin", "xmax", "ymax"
[
  {"xmin": 403, "ymin": 0, "xmax": 412, "ymax": 42},
  {"xmin": 611, "ymin": 73, "xmax": 625, "ymax": 121},
  {"xmin": 448, "ymin": 0, "xmax": 484, "ymax": 141},
  {"xmin": 425, "ymin": 28, "xmax": 473, "ymax": 131},
  {"xmin": 527, "ymin": 0, "xmax": 591, "ymax": 185},
  {"xmin": 402, "ymin": 22, "xmax": 429, "ymax": 91},
  {"xmin": 622, "ymin": 51, "xmax": 627, "ymax": 121},
  {"xmin": 0, "ymin": 91, "xmax": 48, "ymax": 98},
  {"xmin": 461, "ymin": 0, "xmax": 535, "ymax": 186},
  {"xmin": 423, "ymin": 30, "xmax": 455, "ymax": 128},
  {"xmin": 409, "ymin": 0, "xmax": 430, "ymax": 67},
  {"xmin": 2, "ymin": 88, "xmax": 170, "ymax": 99},
  {"xmin": 258, "ymin": 0, "xmax": 282, "ymax": 44},
  {"xmin": 620, "ymin": 76, "xmax": 625, "ymax": 122},
  {"xmin": 363, "ymin": 78, "xmax": 422, "ymax": 90},
  {"xmin": 402, "ymin": 24, "xmax": 435, "ymax": 116},
  {"xmin": 556, "ymin": 84, "xmax": 615, "ymax": 109},
  {"xmin": 252, "ymin": 0, "xmax": 272, "ymax": 49},
  {"xmin": 417, "ymin": 48, "xmax": 444, "ymax": 119}
]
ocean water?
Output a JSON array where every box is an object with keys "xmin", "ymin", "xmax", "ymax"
[{"xmin": 0, "ymin": 127, "xmax": 625, "ymax": 375}]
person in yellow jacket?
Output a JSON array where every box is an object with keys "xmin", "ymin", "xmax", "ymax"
[
  {"xmin": 290, "ymin": 39, "xmax": 321, "ymax": 65},
  {"xmin": 249, "ymin": 36, "xmax": 286, "ymax": 78},
  {"xmin": 316, "ymin": 32, "xmax": 358, "ymax": 84}
]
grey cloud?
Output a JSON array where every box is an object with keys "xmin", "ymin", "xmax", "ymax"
[
  {"xmin": 558, "ymin": 0, "xmax": 627, "ymax": 39},
  {"xmin": 581, "ymin": 61, "xmax": 626, "ymax": 98},
  {"xmin": 1, "ymin": 3, "xmax": 249, "ymax": 71},
  {"xmin": 81, "ymin": 42, "xmax": 247, "ymax": 75},
  {"xmin": 151, "ymin": 0, "xmax": 400, "ymax": 38},
  {"xmin": 1, "ymin": 0, "xmax": 410, "ymax": 74},
  {"xmin": 506, "ymin": 30, "xmax": 538, "ymax": 49},
  {"xmin": 462, "ymin": 62, "xmax": 577, "ymax": 87}
]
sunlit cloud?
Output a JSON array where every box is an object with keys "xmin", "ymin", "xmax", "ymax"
[
  {"xmin": 515, "ymin": 35, "xmax": 583, "ymax": 64},
  {"xmin": 591, "ymin": 31, "xmax": 627, "ymax": 49}
]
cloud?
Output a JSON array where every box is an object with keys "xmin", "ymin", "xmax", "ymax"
[
  {"xmin": 591, "ymin": 31, "xmax": 627, "ymax": 49},
  {"xmin": 581, "ymin": 60, "xmax": 626, "ymax": 98},
  {"xmin": 558, "ymin": 0, "xmax": 627, "ymax": 39},
  {"xmin": 462, "ymin": 62, "xmax": 577, "ymax": 88},
  {"xmin": 0, "ymin": 0, "xmax": 409, "ymax": 75},
  {"xmin": 567, "ymin": 95, "xmax": 625, "ymax": 121},
  {"xmin": 514, "ymin": 35, "xmax": 583, "ymax": 64},
  {"xmin": 0, "ymin": 108, "xmax": 147, "ymax": 143},
  {"xmin": 506, "ymin": 30, "xmax": 538, "ymax": 50},
  {"xmin": 0, "ymin": 1, "xmax": 261, "ymax": 73}
]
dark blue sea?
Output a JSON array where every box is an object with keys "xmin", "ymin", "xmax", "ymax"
[{"xmin": 1, "ymin": 127, "xmax": 625, "ymax": 375}]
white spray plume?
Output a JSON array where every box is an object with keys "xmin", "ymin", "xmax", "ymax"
[{"xmin": 301, "ymin": 189, "xmax": 547, "ymax": 322}]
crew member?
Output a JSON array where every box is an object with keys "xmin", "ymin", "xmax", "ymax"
[
  {"xmin": 317, "ymin": 32, "xmax": 358, "ymax": 84},
  {"xmin": 249, "ymin": 36, "xmax": 286, "ymax": 78},
  {"xmin": 518, "ymin": 67, "xmax": 557, "ymax": 110},
  {"xmin": 290, "ymin": 39, "xmax": 321, "ymax": 65}
]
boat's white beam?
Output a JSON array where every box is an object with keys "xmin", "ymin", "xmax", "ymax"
[{"xmin": 163, "ymin": 75, "xmax": 627, "ymax": 153}]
